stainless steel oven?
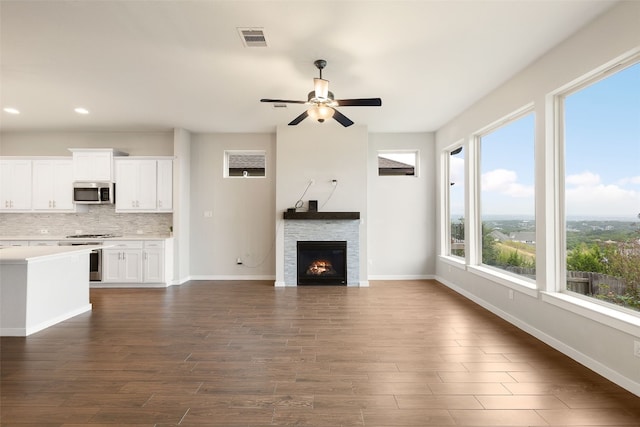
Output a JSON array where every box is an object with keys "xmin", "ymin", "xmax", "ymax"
[{"xmin": 59, "ymin": 241, "xmax": 103, "ymax": 281}]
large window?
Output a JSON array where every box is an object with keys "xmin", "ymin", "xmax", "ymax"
[
  {"xmin": 448, "ymin": 146, "xmax": 465, "ymax": 258},
  {"xmin": 479, "ymin": 111, "xmax": 536, "ymax": 280},
  {"xmin": 562, "ymin": 60, "xmax": 640, "ymax": 312}
]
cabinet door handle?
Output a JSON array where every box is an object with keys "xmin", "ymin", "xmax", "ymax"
[{"xmin": 53, "ymin": 200, "xmax": 56, "ymax": 208}]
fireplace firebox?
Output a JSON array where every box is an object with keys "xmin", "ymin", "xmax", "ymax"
[{"xmin": 297, "ymin": 241, "xmax": 347, "ymax": 285}]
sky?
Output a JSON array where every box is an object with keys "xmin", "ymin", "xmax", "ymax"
[
  {"xmin": 564, "ymin": 62, "xmax": 640, "ymax": 219},
  {"xmin": 450, "ymin": 61, "xmax": 640, "ymax": 220}
]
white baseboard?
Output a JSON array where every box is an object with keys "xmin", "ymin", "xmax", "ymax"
[
  {"xmin": 368, "ymin": 274, "xmax": 435, "ymax": 281},
  {"xmin": 188, "ymin": 275, "xmax": 276, "ymax": 281}
]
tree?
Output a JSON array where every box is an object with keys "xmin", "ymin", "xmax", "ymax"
[
  {"xmin": 566, "ymin": 243, "xmax": 606, "ymax": 273},
  {"xmin": 482, "ymin": 223, "xmax": 499, "ymax": 266}
]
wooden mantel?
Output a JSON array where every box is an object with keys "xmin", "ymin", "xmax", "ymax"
[{"xmin": 283, "ymin": 211, "xmax": 360, "ymax": 220}]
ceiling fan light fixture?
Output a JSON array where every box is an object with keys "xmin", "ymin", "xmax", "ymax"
[{"xmin": 307, "ymin": 104, "xmax": 334, "ymax": 123}]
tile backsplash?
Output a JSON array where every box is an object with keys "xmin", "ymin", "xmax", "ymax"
[{"xmin": 0, "ymin": 205, "xmax": 172, "ymax": 237}]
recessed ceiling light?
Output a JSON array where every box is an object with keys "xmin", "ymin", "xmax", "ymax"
[
  {"xmin": 3, "ymin": 107, "xmax": 20, "ymax": 114},
  {"xmin": 74, "ymin": 107, "xmax": 90, "ymax": 114}
]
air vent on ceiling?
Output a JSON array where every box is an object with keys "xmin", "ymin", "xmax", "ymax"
[{"xmin": 238, "ymin": 28, "xmax": 267, "ymax": 47}]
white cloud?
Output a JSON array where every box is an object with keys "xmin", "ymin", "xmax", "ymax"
[
  {"xmin": 565, "ymin": 171, "xmax": 640, "ymax": 217},
  {"xmin": 481, "ymin": 168, "xmax": 534, "ymax": 198},
  {"xmin": 566, "ymin": 171, "xmax": 601, "ymax": 186},
  {"xmin": 617, "ymin": 175, "xmax": 640, "ymax": 186},
  {"xmin": 566, "ymin": 184, "xmax": 640, "ymax": 217}
]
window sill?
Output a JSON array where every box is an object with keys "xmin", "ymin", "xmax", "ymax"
[
  {"xmin": 541, "ymin": 292, "xmax": 640, "ymax": 336},
  {"xmin": 468, "ymin": 265, "xmax": 538, "ymax": 298},
  {"xmin": 439, "ymin": 255, "xmax": 466, "ymax": 269}
]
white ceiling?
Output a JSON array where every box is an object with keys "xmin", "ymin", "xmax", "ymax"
[{"xmin": 0, "ymin": 0, "xmax": 617, "ymax": 134}]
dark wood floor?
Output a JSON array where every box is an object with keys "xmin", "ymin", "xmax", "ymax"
[{"xmin": 1, "ymin": 280, "xmax": 639, "ymax": 426}]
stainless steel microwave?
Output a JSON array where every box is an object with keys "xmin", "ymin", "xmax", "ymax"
[{"xmin": 73, "ymin": 182, "xmax": 114, "ymax": 204}]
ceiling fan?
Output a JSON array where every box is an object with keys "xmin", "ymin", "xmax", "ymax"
[{"xmin": 260, "ymin": 59, "xmax": 382, "ymax": 127}]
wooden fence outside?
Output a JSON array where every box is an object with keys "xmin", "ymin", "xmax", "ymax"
[
  {"xmin": 502, "ymin": 268, "xmax": 627, "ymax": 296},
  {"xmin": 566, "ymin": 271, "xmax": 627, "ymax": 296}
]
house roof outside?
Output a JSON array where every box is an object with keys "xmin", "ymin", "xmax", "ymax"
[
  {"xmin": 378, "ymin": 157, "xmax": 413, "ymax": 170},
  {"xmin": 228, "ymin": 154, "xmax": 265, "ymax": 170}
]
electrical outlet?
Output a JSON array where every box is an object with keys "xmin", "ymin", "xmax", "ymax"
[
  {"xmin": 634, "ymin": 340, "xmax": 640, "ymax": 358},
  {"xmin": 40, "ymin": 229, "xmax": 48, "ymax": 234},
  {"xmin": 508, "ymin": 289, "xmax": 514, "ymax": 300},
  {"xmin": 331, "ymin": 179, "xmax": 337, "ymax": 186},
  {"xmin": 203, "ymin": 211, "xmax": 213, "ymax": 218}
]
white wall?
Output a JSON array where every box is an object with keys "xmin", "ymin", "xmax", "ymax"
[
  {"xmin": 435, "ymin": 1, "xmax": 640, "ymax": 394},
  {"xmin": 368, "ymin": 133, "xmax": 435, "ymax": 279},
  {"xmin": 0, "ymin": 131, "xmax": 173, "ymax": 156},
  {"xmin": 275, "ymin": 124, "xmax": 369, "ymax": 285},
  {"xmin": 189, "ymin": 133, "xmax": 276, "ymax": 279}
]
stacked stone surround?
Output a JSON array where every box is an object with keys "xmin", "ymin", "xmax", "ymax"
[{"xmin": 284, "ymin": 219, "xmax": 359, "ymax": 286}]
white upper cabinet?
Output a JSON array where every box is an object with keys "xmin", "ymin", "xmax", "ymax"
[
  {"xmin": 32, "ymin": 159, "xmax": 76, "ymax": 211},
  {"xmin": 115, "ymin": 158, "xmax": 173, "ymax": 212},
  {"xmin": 0, "ymin": 160, "xmax": 32, "ymax": 211},
  {"xmin": 156, "ymin": 159, "xmax": 173, "ymax": 212},
  {"xmin": 70, "ymin": 148, "xmax": 127, "ymax": 182}
]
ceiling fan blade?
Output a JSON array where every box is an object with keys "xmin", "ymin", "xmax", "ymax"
[
  {"xmin": 331, "ymin": 108, "xmax": 354, "ymax": 127},
  {"xmin": 335, "ymin": 98, "xmax": 382, "ymax": 107},
  {"xmin": 260, "ymin": 98, "xmax": 306, "ymax": 104},
  {"xmin": 288, "ymin": 110, "xmax": 309, "ymax": 126}
]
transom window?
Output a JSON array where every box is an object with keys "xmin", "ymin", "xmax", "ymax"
[
  {"xmin": 378, "ymin": 151, "xmax": 418, "ymax": 176},
  {"xmin": 224, "ymin": 151, "xmax": 266, "ymax": 178}
]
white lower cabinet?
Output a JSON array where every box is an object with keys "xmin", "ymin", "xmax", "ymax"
[
  {"xmin": 102, "ymin": 240, "xmax": 169, "ymax": 285},
  {"xmin": 143, "ymin": 241, "xmax": 165, "ymax": 283},
  {"xmin": 102, "ymin": 241, "xmax": 143, "ymax": 283}
]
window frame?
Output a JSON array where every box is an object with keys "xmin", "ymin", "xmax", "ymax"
[
  {"xmin": 471, "ymin": 104, "xmax": 537, "ymax": 287},
  {"xmin": 224, "ymin": 150, "xmax": 266, "ymax": 178},
  {"xmin": 543, "ymin": 51, "xmax": 640, "ymax": 312},
  {"xmin": 548, "ymin": 51, "xmax": 640, "ymax": 319},
  {"xmin": 442, "ymin": 142, "xmax": 467, "ymax": 261}
]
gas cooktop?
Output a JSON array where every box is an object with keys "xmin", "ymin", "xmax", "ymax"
[{"xmin": 66, "ymin": 233, "xmax": 117, "ymax": 239}]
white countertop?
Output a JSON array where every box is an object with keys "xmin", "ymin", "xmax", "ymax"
[{"xmin": 0, "ymin": 245, "xmax": 109, "ymax": 264}]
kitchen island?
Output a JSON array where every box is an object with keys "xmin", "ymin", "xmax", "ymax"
[{"xmin": 0, "ymin": 245, "xmax": 99, "ymax": 336}]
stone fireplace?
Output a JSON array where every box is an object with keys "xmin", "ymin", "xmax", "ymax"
[{"xmin": 282, "ymin": 212, "xmax": 360, "ymax": 286}]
